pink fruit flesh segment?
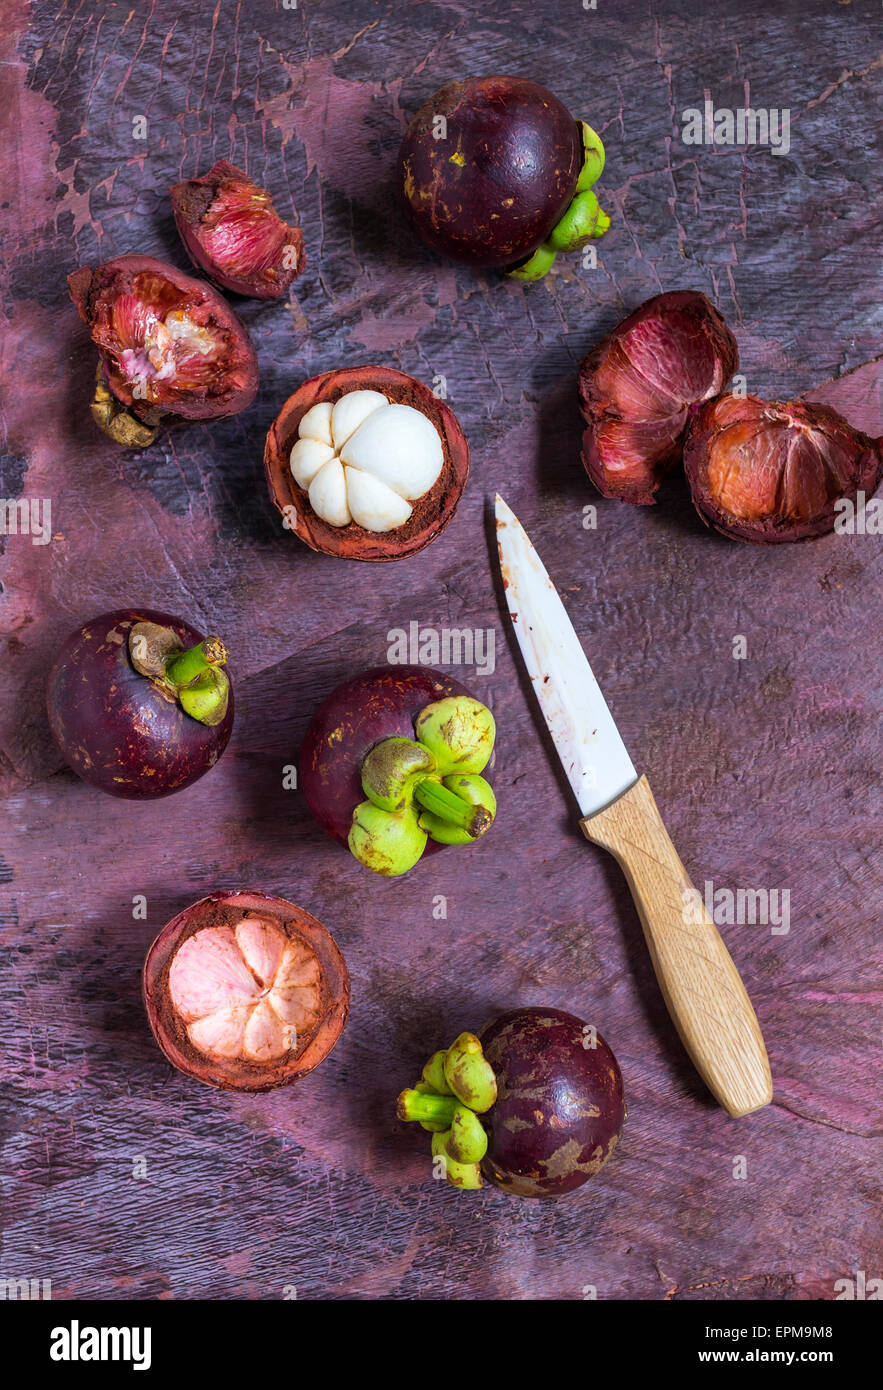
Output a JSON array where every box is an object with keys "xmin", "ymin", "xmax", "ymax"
[
  {"xmin": 168, "ymin": 917, "xmax": 322, "ymax": 1063},
  {"xmin": 96, "ymin": 283, "xmax": 228, "ymax": 402},
  {"xmin": 201, "ymin": 201, "xmax": 289, "ymax": 276}
]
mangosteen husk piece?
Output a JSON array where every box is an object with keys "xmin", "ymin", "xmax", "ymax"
[
  {"xmin": 578, "ymin": 290, "xmax": 739, "ymax": 505},
  {"xmin": 170, "ymin": 159, "xmax": 305, "ymax": 300},
  {"xmin": 68, "ymin": 253, "xmax": 259, "ymax": 432},
  {"xmin": 684, "ymin": 392, "xmax": 883, "ymax": 543}
]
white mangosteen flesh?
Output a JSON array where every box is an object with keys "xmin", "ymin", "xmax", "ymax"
[
  {"xmin": 290, "ymin": 437, "xmax": 335, "ymax": 488},
  {"xmin": 331, "ymin": 390, "xmax": 388, "ymax": 450},
  {"xmin": 340, "ymin": 404, "xmax": 443, "ymax": 500},
  {"xmin": 308, "ymin": 456, "xmax": 351, "ymax": 527},
  {"xmin": 290, "ymin": 388, "xmax": 445, "ymax": 532},
  {"xmin": 168, "ymin": 917, "xmax": 323, "ymax": 1064},
  {"xmin": 297, "ymin": 400, "xmax": 334, "ymax": 447},
  {"xmin": 345, "ymin": 466, "xmax": 412, "ymax": 530}
]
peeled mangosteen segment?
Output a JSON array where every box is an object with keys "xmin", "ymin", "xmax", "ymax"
[
  {"xmin": 68, "ymin": 255, "xmax": 258, "ymax": 431},
  {"xmin": 398, "ymin": 75, "xmax": 609, "ymax": 278},
  {"xmin": 170, "ymin": 159, "xmax": 305, "ymax": 300},
  {"xmin": 265, "ymin": 367, "xmax": 470, "ymax": 561},
  {"xmin": 144, "ymin": 890, "xmax": 349, "ymax": 1092},
  {"xmin": 684, "ymin": 392, "xmax": 883, "ymax": 543},
  {"xmin": 578, "ymin": 290, "xmax": 739, "ymax": 504},
  {"xmin": 46, "ymin": 608, "xmax": 234, "ymax": 799}
]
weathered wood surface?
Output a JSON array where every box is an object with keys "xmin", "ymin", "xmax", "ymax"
[{"xmin": 1, "ymin": 0, "xmax": 881, "ymax": 1300}]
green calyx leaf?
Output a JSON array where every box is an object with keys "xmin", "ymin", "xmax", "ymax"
[
  {"xmin": 446, "ymin": 1103, "xmax": 489, "ymax": 1164},
  {"xmin": 348, "ymin": 801, "xmax": 426, "ymax": 877},
  {"xmin": 422, "ymin": 1050, "xmax": 453, "ymax": 1094},
  {"xmin": 414, "ymin": 697, "xmax": 495, "ymax": 775},
  {"xmin": 575, "ymin": 120, "xmax": 606, "ymax": 190},
  {"xmin": 506, "ymin": 242, "xmax": 558, "ymax": 281},
  {"xmin": 444, "ymin": 1032, "xmax": 498, "ymax": 1112},
  {"xmin": 360, "ymin": 737, "xmax": 436, "ymax": 811},
  {"xmin": 431, "ymin": 1130, "xmax": 483, "ymax": 1190},
  {"xmin": 177, "ymin": 667, "xmax": 230, "ymax": 727},
  {"xmin": 547, "ymin": 189, "xmax": 610, "ymax": 252}
]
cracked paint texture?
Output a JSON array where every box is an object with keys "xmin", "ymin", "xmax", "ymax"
[{"xmin": 0, "ymin": 0, "xmax": 881, "ymax": 1300}]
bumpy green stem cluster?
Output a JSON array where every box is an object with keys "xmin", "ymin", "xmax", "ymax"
[
  {"xmin": 128, "ymin": 622, "xmax": 230, "ymax": 726},
  {"xmin": 397, "ymin": 1032, "xmax": 498, "ymax": 1190},
  {"xmin": 507, "ymin": 122, "xmax": 610, "ymax": 282},
  {"xmin": 348, "ymin": 696, "xmax": 497, "ymax": 876}
]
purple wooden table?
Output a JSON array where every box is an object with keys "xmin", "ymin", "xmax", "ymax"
[{"xmin": 1, "ymin": 0, "xmax": 880, "ymax": 1300}]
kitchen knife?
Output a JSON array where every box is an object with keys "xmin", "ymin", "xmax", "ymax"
[{"xmin": 494, "ymin": 493, "xmax": 773, "ymax": 1118}]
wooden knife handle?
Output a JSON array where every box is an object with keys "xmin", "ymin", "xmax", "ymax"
[{"xmin": 581, "ymin": 775, "xmax": 773, "ymax": 1118}]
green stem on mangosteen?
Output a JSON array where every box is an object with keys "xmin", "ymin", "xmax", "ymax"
[
  {"xmin": 397, "ymin": 1088, "xmax": 459, "ymax": 1126},
  {"xmin": 412, "ymin": 778, "xmax": 492, "ymax": 838},
  {"xmin": 166, "ymin": 638, "xmax": 230, "ymax": 727}
]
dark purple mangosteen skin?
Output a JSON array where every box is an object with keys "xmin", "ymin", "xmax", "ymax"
[
  {"xmin": 398, "ymin": 75, "xmax": 582, "ymax": 268},
  {"xmin": 46, "ymin": 608, "xmax": 234, "ymax": 799},
  {"xmin": 300, "ymin": 665, "xmax": 473, "ymax": 847},
  {"xmin": 480, "ymin": 1007, "xmax": 625, "ymax": 1198}
]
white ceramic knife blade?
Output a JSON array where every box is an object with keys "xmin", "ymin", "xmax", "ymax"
[{"xmin": 494, "ymin": 493, "xmax": 637, "ymax": 817}]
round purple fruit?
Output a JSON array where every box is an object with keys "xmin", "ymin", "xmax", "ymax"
[
  {"xmin": 397, "ymin": 1007, "xmax": 625, "ymax": 1197},
  {"xmin": 47, "ymin": 608, "xmax": 233, "ymax": 799}
]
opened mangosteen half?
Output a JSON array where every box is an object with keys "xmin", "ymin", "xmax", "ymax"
[
  {"xmin": 265, "ymin": 366, "xmax": 470, "ymax": 561},
  {"xmin": 398, "ymin": 1007, "xmax": 626, "ymax": 1196},
  {"xmin": 46, "ymin": 608, "xmax": 233, "ymax": 799},
  {"xmin": 68, "ymin": 254, "xmax": 258, "ymax": 446},
  {"xmin": 684, "ymin": 392, "xmax": 883, "ymax": 543},
  {"xmin": 144, "ymin": 890, "xmax": 349, "ymax": 1091},
  {"xmin": 399, "ymin": 74, "xmax": 609, "ymax": 279},
  {"xmin": 300, "ymin": 665, "xmax": 496, "ymax": 876}
]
